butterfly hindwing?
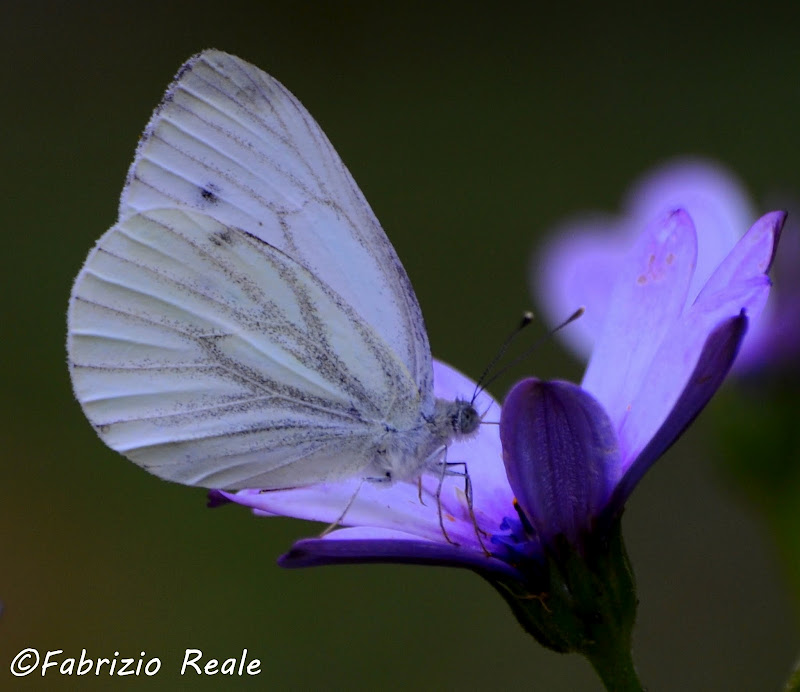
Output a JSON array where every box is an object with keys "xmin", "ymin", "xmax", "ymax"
[{"xmin": 69, "ymin": 208, "xmax": 421, "ymax": 489}]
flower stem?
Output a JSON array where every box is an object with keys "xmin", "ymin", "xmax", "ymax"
[{"xmin": 584, "ymin": 641, "xmax": 645, "ymax": 692}]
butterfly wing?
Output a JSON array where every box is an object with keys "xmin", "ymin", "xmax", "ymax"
[
  {"xmin": 68, "ymin": 51, "xmax": 438, "ymax": 489},
  {"xmin": 69, "ymin": 208, "xmax": 422, "ymax": 489},
  {"xmin": 120, "ymin": 50, "xmax": 432, "ymax": 406}
]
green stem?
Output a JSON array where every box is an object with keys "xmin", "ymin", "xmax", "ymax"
[
  {"xmin": 484, "ymin": 520, "xmax": 645, "ymax": 690},
  {"xmin": 585, "ymin": 642, "xmax": 645, "ymax": 692}
]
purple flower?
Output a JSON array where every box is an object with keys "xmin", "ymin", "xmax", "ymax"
[
  {"xmin": 212, "ymin": 202, "xmax": 781, "ymax": 683},
  {"xmin": 532, "ymin": 158, "xmax": 788, "ymax": 373},
  {"xmin": 216, "ymin": 204, "xmax": 782, "ymax": 580}
]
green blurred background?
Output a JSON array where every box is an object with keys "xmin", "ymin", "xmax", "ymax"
[{"xmin": 2, "ymin": 3, "xmax": 798, "ymax": 690}]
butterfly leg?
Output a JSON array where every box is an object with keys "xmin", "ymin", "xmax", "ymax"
[
  {"xmin": 433, "ymin": 449, "xmax": 459, "ymax": 547},
  {"xmin": 434, "ymin": 457, "xmax": 491, "ymax": 556}
]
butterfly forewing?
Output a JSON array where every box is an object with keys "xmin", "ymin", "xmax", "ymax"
[{"xmin": 120, "ymin": 50, "xmax": 432, "ymax": 403}]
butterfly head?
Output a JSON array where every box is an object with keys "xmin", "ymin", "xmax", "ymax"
[{"xmin": 449, "ymin": 399, "xmax": 481, "ymax": 437}]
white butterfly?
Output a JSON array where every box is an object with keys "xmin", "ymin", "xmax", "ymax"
[{"xmin": 67, "ymin": 50, "xmax": 479, "ymax": 491}]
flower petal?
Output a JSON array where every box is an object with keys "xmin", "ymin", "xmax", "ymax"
[
  {"xmin": 625, "ymin": 159, "xmax": 756, "ymax": 301},
  {"xmin": 278, "ymin": 527, "xmax": 521, "ymax": 578},
  {"xmin": 611, "ymin": 313, "xmax": 748, "ymax": 508},
  {"xmin": 694, "ymin": 211, "xmax": 783, "ymax": 306},
  {"xmin": 732, "ymin": 211, "xmax": 791, "ymax": 371},
  {"xmin": 581, "ymin": 209, "xmax": 698, "ymax": 431},
  {"xmin": 533, "ymin": 159, "xmax": 756, "ymax": 363},
  {"xmin": 223, "ymin": 475, "xmax": 485, "ymax": 547},
  {"xmin": 614, "ymin": 212, "xmax": 784, "ymax": 468},
  {"xmin": 500, "ymin": 379, "xmax": 620, "ymax": 548}
]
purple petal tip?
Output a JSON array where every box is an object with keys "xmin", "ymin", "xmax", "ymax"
[{"xmin": 759, "ymin": 210, "xmax": 787, "ymax": 272}]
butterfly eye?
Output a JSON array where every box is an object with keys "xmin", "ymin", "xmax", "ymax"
[{"xmin": 454, "ymin": 403, "xmax": 480, "ymax": 435}]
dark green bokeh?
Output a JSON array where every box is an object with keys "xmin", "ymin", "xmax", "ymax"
[{"xmin": 2, "ymin": 3, "xmax": 798, "ymax": 689}]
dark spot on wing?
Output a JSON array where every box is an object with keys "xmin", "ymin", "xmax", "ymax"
[{"xmin": 199, "ymin": 183, "xmax": 221, "ymax": 207}]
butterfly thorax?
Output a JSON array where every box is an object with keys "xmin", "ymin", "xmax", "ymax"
[{"xmin": 369, "ymin": 398, "xmax": 480, "ymax": 483}]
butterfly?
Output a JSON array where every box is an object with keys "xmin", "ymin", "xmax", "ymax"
[{"xmin": 67, "ymin": 50, "xmax": 480, "ymax": 491}]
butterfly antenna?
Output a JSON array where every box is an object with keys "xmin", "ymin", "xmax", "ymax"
[
  {"xmin": 475, "ymin": 307, "xmax": 585, "ymax": 397},
  {"xmin": 470, "ymin": 311, "xmax": 535, "ymax": 403}
]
